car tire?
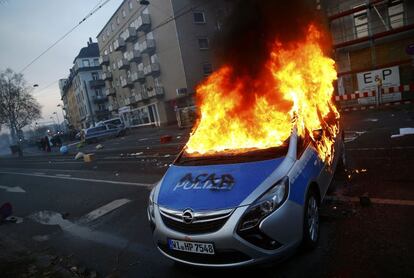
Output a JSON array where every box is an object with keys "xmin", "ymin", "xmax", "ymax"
[{"xmin": 302, "ymin": 189, "xmax": 320, "ymax": 250}]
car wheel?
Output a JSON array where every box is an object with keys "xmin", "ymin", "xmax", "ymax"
[{"xmin": 302, "ymin": 189, "xmax": 319, "ymax": 250}]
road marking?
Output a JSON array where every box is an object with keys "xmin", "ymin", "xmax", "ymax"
[
  {"xmin": 55, "ymin": 174, "xmax": 71, "ymax": 177},
  {"xmin": 33, "ymin": 172, "xmax": 46, "ymax": 175},
  {"xmin": 0, "ymin": 171, "xmax": 153, "ymax": 187},
  {"xmin": 81, "ymin": 199, "xmax": 131, "ymax": 223},
  {"xmin": 326, "ymin": 195, "xmax": 414, "ymax": 206},
  {"xmin": 0, "ymin": 185, "xmax": 26, "ymax": 193}
]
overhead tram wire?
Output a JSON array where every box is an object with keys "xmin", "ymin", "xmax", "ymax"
[{"xmin": 18, "ymin": 0, "xmax": 112, "ymax": 74}]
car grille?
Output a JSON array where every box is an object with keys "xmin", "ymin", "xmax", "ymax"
[
  {"xmin": 158, "ymin": 243, "xmax": 251, "ymax": 265},
  {"xmin": 159, "ymin": 207, "xmax": 233, "ymax": 235}
]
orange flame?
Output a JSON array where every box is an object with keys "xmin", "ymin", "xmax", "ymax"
[{"xmin": 185, "ymin": 25, "xmax": 339, "ymax": 163}]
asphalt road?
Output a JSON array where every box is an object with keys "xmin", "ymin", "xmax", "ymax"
[{"xmin": 0, "ymin": 104, "xmax": 413, "ymax": 277}]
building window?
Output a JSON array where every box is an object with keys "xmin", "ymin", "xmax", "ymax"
[
  {"xmin": 82, "ymin": 59, "xmax": 90, "ymax": 67},
  {"xmin": 106, "ymin": 29, "xmax": 110, "ymax": 37},
  {"xmin": 116, "ymin": 16, "xmax": 120, "ymax": 24},
  {"xmin": 202, "ymin": 63, "xmax": 213, "ymax": 76},
  {"xmin": 109, "ymin": 44, "xmax": 113, "ymax": 52},
  {"xmin": 129, "ymin": 1, "xmax": 133, "ymax": 10},
  {"xmin": 93, "ymin": 58, "xmax": 99, "ymax": 66},
  {"xmin": 193, "ymin": 11, "xmax": 206, "ymax": 24},
  {"xmin": 122, "ymin": 9, "xmax": 126, "ymax": 18},
  {"xmin": 150, "ymin": 54, "xmax": 159, "ymax": 63},
  {"xmin": 388, "ymin": 0, "xmax": 404, "ymax": 29},
  {"xmin": 92, "ymin": 72, "xmax": 99, "ymax": 80},
  {"xmin": 198, "ymin": 37, "xmax": 209, "ymax": 50},
  {"xmin": 353, "ymin": 5, "xmax": 369, "ymax": 38},
  {"xmin": 111, "ymin": 23, "xmax": 115, "ymax": 31}
]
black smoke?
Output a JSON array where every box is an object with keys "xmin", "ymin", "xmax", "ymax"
[{"xmin": 213, "ymin": 0, "xmax": 328, "ymax": 78}]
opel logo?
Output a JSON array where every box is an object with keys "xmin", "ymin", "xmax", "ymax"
[{"xmin": 182, "ymin": 209, "xmax": 194, "ymax": 224}]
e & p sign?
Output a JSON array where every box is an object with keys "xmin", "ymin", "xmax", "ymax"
[{"xmin": 357, "ymin": 66, "xmax": 400, "ymax": 92}]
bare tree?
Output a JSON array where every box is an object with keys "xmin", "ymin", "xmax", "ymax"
[{"xmin": 0, "ymin": 68, "xmax": 41, "ymax": 145}]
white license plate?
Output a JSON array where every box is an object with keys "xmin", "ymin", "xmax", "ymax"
[{"xmin": 168, "ymin": 239, "xmax": 215, "ymax": 255}]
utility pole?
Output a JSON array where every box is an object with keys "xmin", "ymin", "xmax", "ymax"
[{"xmin": 83, "ymin": 81, "xmax": 95, "ymax": 127}]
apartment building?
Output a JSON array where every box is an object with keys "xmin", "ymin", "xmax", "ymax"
[
  {"xmin": 320, "ymin": 0, "xmax": 414, "ymax": 101},
  {"xmin": 60, "ymin": 39, "xmax": 111, "ymax": 129},
  {"xmin": 96, "ymin": 0, "xmax": 231, "ymax": 127}
]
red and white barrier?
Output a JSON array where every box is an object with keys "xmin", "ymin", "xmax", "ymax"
[{"xmin": 334, "ymin": 84, "xmax": 414, "ymax": 102}]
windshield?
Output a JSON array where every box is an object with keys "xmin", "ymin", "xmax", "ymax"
[{"xmin": 174, "ymin": 138, "xmax": 289, "ymax": 166}]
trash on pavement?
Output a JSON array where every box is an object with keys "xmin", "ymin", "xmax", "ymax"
[
  {"xmin": 83, "ymin": 153, "xmax": 95, "ymax": 163},
  {"xmin": 5, "ymin": 216, "xmax": 23, "ymax": 223},
  {"xmin": 96, "ymin": 144, "xmax": 104, "ymax": 150},
  {"xmin": 391, "ymin": 127, "xmax": 414, "ymax": 138},
  {"xmin": 60, "ymin": 145, "xmax": 69, "ymax": 155},
  {"xmin": 160, "ymin": 135, "xmax": 173, "ymax": 144},
  {"xmin": 74, "ymin": 152, "xmax": 84, "ymax": 160}
]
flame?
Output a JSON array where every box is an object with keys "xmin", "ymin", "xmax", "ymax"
[{"xmin": 185, "ymin": 24, "xmax": 339, "ymax": 163}]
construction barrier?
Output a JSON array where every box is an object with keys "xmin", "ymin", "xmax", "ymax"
[{"xmin": 335, "ymin": 84, "xmax": 414, "ymax": 109}]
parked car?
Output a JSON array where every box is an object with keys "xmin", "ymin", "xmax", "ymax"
[
  {"xmin": 97, "ymin": 117, "xmax": 125, "ymax": 129},
  {"xmin": 148, "ymin": 126, "xmax": 344, "ymax": 267},
  {"xmin": 83, "ymin": 124, "xmax": 125, "ymax": 144}
]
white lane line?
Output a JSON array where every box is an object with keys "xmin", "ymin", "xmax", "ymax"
[
  {"xmin": 0, "ymin": 185, "xmax": 26, "ymax": 193},
  {"xmin": 326, "ymin": 195, "xmax": 414, "ymax": 206},
  {"xmin": 81, "ymin": 199, "xmax": 131, "ymax": 223},
  {"xmin": 55, "ymin": 174, "xmax": 71, "ymax": 178},
  {"xmin": 0, "ymin": 171, "xmax": 153, "ymax": 187}
]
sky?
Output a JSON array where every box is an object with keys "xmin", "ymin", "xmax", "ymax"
[{"xmin": 0, "ymin": 0, "xmax": 124, "ymax": 127}]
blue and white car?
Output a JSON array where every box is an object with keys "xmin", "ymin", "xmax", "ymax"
[
  {"xmin": 148, "ymin": 126, "xmax": 344, "ymax": 267},
  {"xmin": 83, "ymin": 124, "xmax": 126, "ymax": 144}
]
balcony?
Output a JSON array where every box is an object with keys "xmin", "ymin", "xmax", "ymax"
[
  {"xmin": 135, "ymin": 14, "xmax": 151, "ymax": 32},
  {"xmin": 117, "ymin": 58, "xmax": 130, "ymax": 70},
  {"xmin": 113, "ymin": 38, "xmax": 126, "ymax": 51},
  {"xmin": 130, "ymin": 71, "xmax": 145, "ymax": 83},
  {"xmin": 129, "ymin": 93, "xmax": 142, "ymax": 104},
  {"xmin": 102, "ymin": 72, "xmax": 113, "ymax": 81},
  {"xmin": 143, "ymin": 63, "xmax": 160, "ymax": 76},
  {"xmin": 139, "ymin": 39, "xmax": 155, "ymax": 54},
  {"xmin": 125, "ymin": 50, "xmax": 141, "ymax": 63},
  {"xmin": 104, "ymin": 88, "xmax": 116, "ymax": 96},
  {"xmin": 93, "ymin": 95, "xmax": 108, "ymax": 104},
  {"xmin": 120, "ymin": 77, "xmax": 134, "ymax": 88},
  {"xmin": 121, "ymin": 27, "xmax": 137, "ymax": 42},
  {"xmin": 99, "ymin": 55, "xmax": 109, "ymax": 66},
  {"xmin": 89, "ymin": 79, "xmax": 105, "ymax": 88}
]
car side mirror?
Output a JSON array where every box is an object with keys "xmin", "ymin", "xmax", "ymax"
[{"xmin": 312, "ymin": 129, "xmax": 323, "ymax": 141}]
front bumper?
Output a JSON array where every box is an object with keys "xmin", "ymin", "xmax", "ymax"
[{"xmin": 150, "ymin": 200, "xmax": 304, "ymax": 268}]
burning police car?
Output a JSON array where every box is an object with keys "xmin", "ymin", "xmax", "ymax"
[
  {"xmin": 148, "ymin": 24, "xmax": 342, "ymax": 267},
  {"xmin": 147, "ymin": 126, "xmax": 344, "ymax": 267}
]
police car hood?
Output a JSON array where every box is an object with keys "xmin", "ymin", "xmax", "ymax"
[{"xmin": 156, "ymin": 157, "xmax": 285, "ymax": 211}]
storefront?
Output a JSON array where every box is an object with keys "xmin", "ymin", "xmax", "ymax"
[{"xmin": 119, "ymin": 103, "xmax": 161, "ymax": 128}]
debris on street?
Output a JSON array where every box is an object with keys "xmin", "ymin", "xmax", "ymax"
[
  {"xmin": 74, "ymin": 152, "xmax": 84, "ymax": 160},
  {"xmin": 96, "ymin": 144, "xmax": 104, "ymax": 150}
]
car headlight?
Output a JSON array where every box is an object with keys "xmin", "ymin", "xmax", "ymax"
[{"xmin": 237, "ymin": 177, "xmax": 289, "ymax": 250}]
